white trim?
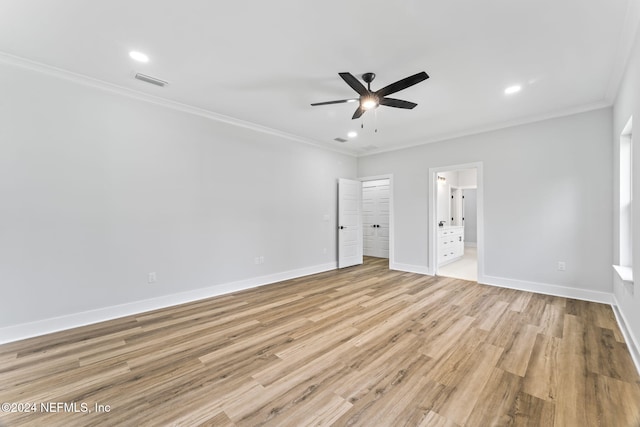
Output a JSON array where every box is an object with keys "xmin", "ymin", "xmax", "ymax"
[
  {"xmin": 611, "ymin": 295, "xmax": 640, "ymax": 376},
  {"xmin": 0, "ymin": 262, "xmax": 336, "ymax": 345},
  {"xmin": 358, "ymin": 103, "xmax": 611, "ymax": 157},
  {"xmin": 464, "ymin": 242, "xmax": 477, "ymax": 248},
  {"xmin": 437, "ymin": 256, "xmax": 463, "ymax": 267},
  {"xmin": 390, "ymin": 262, "xmax": 433, "ymax": 276},
  {"xmin": 0, "ymin": 51, "xmax": 355, "ymax": 157},
  {"xmin": 613, "ymin": 264, "xmax": 634, "ymax": 284},
  {"xmin": 429, "ymin": 162, "xmax": 485, "ymax": 283},
  {"xmin": 359, "ymin": 174, "xmax": 394, "ymax": 266},
  {"xmin": 482, "ymin": 275, "xmax": 613, "ymax": 304},
  {"xmin": 0, "ymin": 53, "xmax": 619, "ymax": 161}
]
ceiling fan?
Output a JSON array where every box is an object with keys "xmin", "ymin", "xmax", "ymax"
[{"xmin": 311, "ymin": 71, "xmax": 429, "ymax": 119}]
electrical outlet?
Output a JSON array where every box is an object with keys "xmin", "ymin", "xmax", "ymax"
[
  {"xmin": 323, "ymin": 247, "xmax": 327, "ymax": 254},
  {"xmin": 557, "ymin": 262, "xmax": 566, "ymax": 271},
  {"xmin": 254, "ymin": 256, "xmax": 265, "ymax": 265},
  {"xmin": 148, "ymin": 272, "xmax": 157, "ymax": 284}
]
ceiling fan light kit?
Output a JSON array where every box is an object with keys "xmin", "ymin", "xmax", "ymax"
[{"xmin": 311, "ymin": 71, "xmax": 429, "ymax": 120}]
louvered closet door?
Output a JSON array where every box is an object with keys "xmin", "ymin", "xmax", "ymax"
[{"xmin": 363, "ymin": 179, "xmax": 390, "ymax": 258}]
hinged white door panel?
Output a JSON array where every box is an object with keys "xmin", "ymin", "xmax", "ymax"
[{"xmin": 338, "ymin": 178, "xmax": 363, "ymax": 268}]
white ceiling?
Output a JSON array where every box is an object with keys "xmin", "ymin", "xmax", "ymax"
[{"xmin": 1, "ymin": 0, "xmax": 638, "ymax": 156}]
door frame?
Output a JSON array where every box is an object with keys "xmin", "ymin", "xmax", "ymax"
[
  {"xmin": 428, "ymin": 163, "xmax": 485, "ymax": 282},
  {"xmin": 359, "ymin": 174, "xmax": 394, "ymax": 266}
]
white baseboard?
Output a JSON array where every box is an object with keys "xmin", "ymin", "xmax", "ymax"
[
  {"xmin": 390, "ymin": 262, "xmax": 433, "ymax": 276},
  {"xmin": 388, "ymin": 267, "xmax": 612, "ymax": 305},
  {"xmin": 464, "ymin": 242, "xmax": 477, "ymax": 248},
  {"xmin": 480, "ymin": 275, "xmax": 613, "ymax": 304},
  {"xmin": 0, "ymin": 262, "xmax": 337, "ymax": 345},
  {"xmin": 5, "ymin": 262, "xmax": 636, "ymax": 377},
  {"xmin": 611, "ymin": 295, "xmax": 640, "ymax": 376}
]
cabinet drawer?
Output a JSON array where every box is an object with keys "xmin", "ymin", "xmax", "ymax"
[
  {"xmin": 438, "ymin": 235, "xmax": 463, "ymax": 246},
  {"xmin": 438, "ymin": 250, "xmax": 457, "ymax": 263},
  {"xmin": 438, "ymin": 227, "xmax": 464, "ymax": 237}
]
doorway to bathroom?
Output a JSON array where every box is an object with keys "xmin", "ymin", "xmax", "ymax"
[{"xmin": 429, "ymin": 163, "xmax": 484, "ymax": 282}]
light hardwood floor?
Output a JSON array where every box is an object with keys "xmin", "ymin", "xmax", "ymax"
[{"xmin": 1, "ymin": 257, "xmax": 639, "ymax": 426}]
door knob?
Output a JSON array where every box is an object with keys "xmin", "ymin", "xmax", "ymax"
[{"xmin": 339, "ymin": 226, "xmax": 345, "ymax": 229}]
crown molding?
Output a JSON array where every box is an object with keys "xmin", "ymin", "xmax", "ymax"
[
  {"xmin": 0, "ymin": 52, "xmax": 356, "ymax": 158},
  {"xmin": 358, "ymin": 101, "xmax": 612, "ymax": 157},
  {"xmin": 0, "ymin": 50, "xmax": 622, "ymax": 160}
]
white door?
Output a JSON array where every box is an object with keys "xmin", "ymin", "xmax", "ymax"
[
  {"xmin": 338, "ymin": 178, "xmax": 363, "ymax": 268},
  {"xmin": 463, "ymin": 189, "xmax": 478, "ymax": 245},
  {"xmin": 363, "ymin": 179, "xmax": 390, "ymax": 258}
]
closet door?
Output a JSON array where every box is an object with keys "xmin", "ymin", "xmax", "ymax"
[{"xmin": 363, "ymin": 179, "xmax": 390, "ymax": 258}]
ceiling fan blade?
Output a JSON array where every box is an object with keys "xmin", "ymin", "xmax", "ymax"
[
  {"xmin": 310, "ymin": 99, "xmax": 358, "ymax": 106},
  {"xmin": 339, "ymin": 72, "xmax": 369, "ymax": 96},
  {"xmin": 375, "ymin": 71, "xmax": 429, "ymax": 98},
  {"xmin": 352, "ymin": 106, "xmax": 365, "ymax": 119},
  {"xmin": 379, "ymin": 97, "xmax": 418, "ymax": 109}
]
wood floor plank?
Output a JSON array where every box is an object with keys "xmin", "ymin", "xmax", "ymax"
[
  {"xmin": 522, "ymin": 333, "xmax": 560, "ymax": 402},
  {"xmin": 417, "ymin": 410, "xmax": 461, "ymax": 427},
  {"xmin": 420, "ymin": 314, "xmax": 477, "ymax": 360},
  {"xmin": 508, "ymin": 291, "xmax": 533, "ymax": 313},
  {"xmin": 332, "ymin": 351, "xmax": 431, "ymax": 426},
  {"xmin": 474, "ymin": 299, "xmax": 510, "ymax": 331},
  {"xmin": 497, "ymin": 323, "xmax": 541, "ymax": 377},
  {"xmin": 554, "ymin": 313, "xmax": 593, "ymax": 427},
  {"xmin": 1, "ymin": 256, "xmax": 639, "ymax": 426},
  {"xmin": 435, "ymin": 342, "xmax": 504, "ymax": 425},
  {"xmin": 355, "ymin": 356, "xmax": 433, "ymax": 426},
  {"xmin": 423, "ymin": 327, "xmax": 489, "ymax": 387},
  {"xmin": 279, "ymin": 391, "xmax": 352, "ymax": 427},
  {"xmin": 464, "ymin": 367, "xmax": 523, "ymax": 426},
  {"xmin": 538, "ymin": 303, "xmax": 565, "ymax": 338},
  {"xmin": 333, "ymin": 332, "xmax": 423, "ymax": 402},
  {"xmin": 511, "ymin": 391, "xmax": 556, "ymax": 426}
]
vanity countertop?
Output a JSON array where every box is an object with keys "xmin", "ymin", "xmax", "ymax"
[{"xmin": 438, "ymin": 225, "xmax": 464, "ymax": 230}]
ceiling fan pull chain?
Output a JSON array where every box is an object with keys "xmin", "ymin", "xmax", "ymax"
[{"xmin": 375, "ymin": 108, "xmax": 378, "ymax": 133}]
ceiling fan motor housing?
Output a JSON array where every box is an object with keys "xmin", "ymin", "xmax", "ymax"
[{"xmin": 362, "ymin": 72, "xmax": 376, "ymax": 85}]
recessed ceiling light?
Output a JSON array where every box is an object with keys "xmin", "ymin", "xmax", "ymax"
[
  {"xmin": 347, "ymin": 131, "xmax": 358, "ymax": 138},
  {"xmin": 129, "ymin": 51, "xmax": 149, "ymax": 63},
  {"xmin": 504, "ymin": 85, "xmax": 522, "ymax": 95}
]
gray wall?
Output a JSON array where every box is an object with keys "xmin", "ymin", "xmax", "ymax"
[
  {"xmin": 0, "ymin": 46, "xmax": 628, "ymax": 350},
  {"xmin": 612, "ymin": 22, "xmax": 640, "ymax": 357},
  {"xmin": 0, "ymin": 62, "xmax": 357, "ymax": 328},
  {"xmin": 358, "ymin": 108, "xmax": 613, "ymax": 293}
]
